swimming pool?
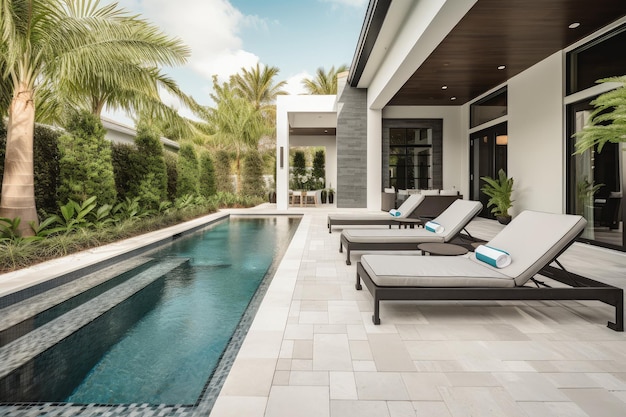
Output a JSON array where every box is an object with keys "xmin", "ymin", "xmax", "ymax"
[{"xmin": 0, "ymin": 215, "xmax": 299, "ymax": 406}]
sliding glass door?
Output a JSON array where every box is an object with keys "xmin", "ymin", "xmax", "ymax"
[{"xmin": 567, "ymin": 100, "xmax": 624, "ymax": 250}]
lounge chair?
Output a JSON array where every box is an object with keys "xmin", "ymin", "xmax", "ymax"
[
  {"xmin": 355, "ymin": 210, "xmax": 624, "ymax": 331},
  {"xmin": 339, "ymin": 199, "xmax": 483, "ymax": 265},
  {"xmin": 327, "ymin": 194, "xmax": 425, "ymax": 234}
]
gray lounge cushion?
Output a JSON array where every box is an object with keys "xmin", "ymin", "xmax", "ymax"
[
  {"xmin": 341, "ymin": 199, "xmax": 482, "ymax": 243},
  {"xmin": 328, "ymin": 194, "xmax": 425, "ymax": 222},
  {"xmin": 468, "ymin": 210, "xmax": 587, "ymax": 286},
  {"xmin": 361, "ymin": 254, "xmax": 513, "ymax": 287},
  {"xmin": 360, "ymin": 210, "xmax": 586, "ymax": 289}
]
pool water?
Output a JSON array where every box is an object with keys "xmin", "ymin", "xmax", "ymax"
[{"xmin": 1, "ymin": 216, "xmax": 298, "ymax": 405}]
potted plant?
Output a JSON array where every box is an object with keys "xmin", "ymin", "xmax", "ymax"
[
  {"xmin": 320, "ymin": 189, "xmax": 328, "ymax": 204},
  {"xmin": 480, "ymin": 169, "xmax": 514, "ymax": 224},
  {"xmin": 328, "ymin": 185, "xmax": 335, "ymax": 204}
]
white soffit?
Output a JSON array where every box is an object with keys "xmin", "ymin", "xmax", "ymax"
[{"xmin": 289, "ymin": 112, "xmax": 337, "ymax": 128}]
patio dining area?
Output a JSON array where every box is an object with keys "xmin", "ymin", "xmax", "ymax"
[{"xmin": 210, "ymin": 204, "xmax": 626, "ymax": 417}]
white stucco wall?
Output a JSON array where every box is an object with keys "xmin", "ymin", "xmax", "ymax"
[{"xmin": 507, "ymin": 52, "xmax": 564, "ymax": 214}]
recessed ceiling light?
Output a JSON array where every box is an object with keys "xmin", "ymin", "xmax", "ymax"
[
  {"xmin": 450, "ymin": 96, "xmax": 457, "ymax": 101},
  {"xmin": 497, "ymin": 65, "xmax": 506, "ymax": 70},
  {"xmin": 441, "ymin": 85, "xmax": 448, "ymax": 90},
  {"xmin": 569, "ymin": 22, "xmax": 580, "ymax": 29}
]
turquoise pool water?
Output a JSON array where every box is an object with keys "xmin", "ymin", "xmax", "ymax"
[{"xmin": 1, "ymin": 216, "xmax": 298, "ymax": 405}]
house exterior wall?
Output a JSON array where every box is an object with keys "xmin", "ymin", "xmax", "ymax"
[
  {"xmin": 507, "ymin": 51, "xmax": 564, "ymax": 215},
  {"xmin": 336, "ymin": 83, "xmax": 368, "ymax": 208}
]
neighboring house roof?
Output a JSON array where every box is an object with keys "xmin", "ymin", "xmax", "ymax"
[{"xmin": 101, "ymin": 117, "xmax": 180, "ymax": 151}]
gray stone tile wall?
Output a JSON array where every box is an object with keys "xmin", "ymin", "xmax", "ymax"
[{"xmin": 336, "ymin": 82, "xmax": 367, "ymax": 208}]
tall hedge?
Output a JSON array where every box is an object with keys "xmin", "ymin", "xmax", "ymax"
[
  {"xmin": 292, "ymin": 150, "xmax": 306, "ymax": 178},
  {"xmin": 199, "ymin": 151, "xmax": 217, "ymax": 197},
  {"xmin": 242, "ymin": 149, "xmax": 265, "ymax": 197},
  {"xmin": 214, "ymin": 149, "xmax": 234, "ymax": 193},
  {"xmin": 1, "ymin": 122, "xmax": 61, "ymax": 216},
  {"xmin": 131, "ymin": 123, "xmax": 168, "ymax": 209},
  {"xmin": 111, "ymin": 142, "xmax": 135, "ymax": 201},
  {"xmin": 57, "ymin": 111, "xmax": 117, "ymax": 205},
  {"xmin": 164, "ymin": 151, "xmax": 178, "ymax": 201},
  {"xmin": 176, "ymin": 143, "xmax": 199, "ymax": 197},
  {"xmin": 312, "ymin": 149, "xmax": 325, "ymax": 185}
]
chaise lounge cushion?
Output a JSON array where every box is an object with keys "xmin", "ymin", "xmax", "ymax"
[
  {"xmin": 361, "ymin": 255, "xmax": 513, "ymax": 287},
  {"xmin": 360, "ymin": 210, "xmax": 587, "ymax": 289},
  {"xmin": 341, "ymin": 199, "xmax": 482, "ymax": 244},
  {"xmin": 329, "ymin": 194, "xmax": 424, "ymax": 222}
]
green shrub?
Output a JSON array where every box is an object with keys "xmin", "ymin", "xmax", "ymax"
[
  {"xmin": 242, "ymin": 149, "xmax": 266, "ymax": 197},
  {"xmin": 111, "ymin": 142, "xmax": 135, "ymax": 201},
  {"xmin": 292, "ymin": 150, "xmax": 306, "ymax": 178},
  {"xmin": 199, "ymin": 151, "xmax": 217, "ymax": 197},
  {"xmin": 57, "ymin": 111, "xmax": 116, "ymax": 206},
  {"xmin": 176, "ymin": 143, "xmax": 200, "ymax": 197},
  {"xmin": 131, "ymin": 123, "xmax": 168, "ymax": 209},
  {"xmin": 312, "ymin": 149, "xmax": 325, "ymax": 187},
  {"xmin": 164, "ymin": 151, "xmax": 178, "ymax": 201},
  {"xmin": 214, "ymin": 149, "xmax": 234, "ymax": 193}
]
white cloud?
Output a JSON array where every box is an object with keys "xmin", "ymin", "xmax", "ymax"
[
  {"xmin": 121, "ymin": 0, "xmax": 262, "ymax": 82},
  {"xmin": 283, "ymin": 71, "xmax": 311, "ymax": 95}
]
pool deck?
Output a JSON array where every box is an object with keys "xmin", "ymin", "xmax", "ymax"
[{"xmin": 1, "ymin": 204, "xmax": 626, "ymax": 417}]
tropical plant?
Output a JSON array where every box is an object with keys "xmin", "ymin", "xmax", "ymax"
[
  {"xmin": 230, "ymin": 63, "xmax": 287, "ymax": 119},
  {"xmin": 164, "ymin": 151, "xmax": 179, "ymax": 201},
  {"xmin": 207, "ymin": 76, "xmax": 272, "ymax": 192},
  {"xmin": 301, "ymin": 65, "xmax": 349, "ymax": 95},
  {"xmin": 575, "ymin": 75, "xmax": 626, "ymax": 153},
  {"xmin": 480, "ymin": 169, "xmax": 514, "ymax": 220},
  {"xmin": 0, "ymin": 0, "xmax": 191, "ymax": 235}
]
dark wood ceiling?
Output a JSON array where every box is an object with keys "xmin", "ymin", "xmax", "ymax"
[{"xmin": 388, "ymin": 0, "xmax": 626, "ymax": 106}]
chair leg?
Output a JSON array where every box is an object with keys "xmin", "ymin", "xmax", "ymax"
[{"xmin": 372, "ymin": 293, "xmax": 381, "ymax": 325}]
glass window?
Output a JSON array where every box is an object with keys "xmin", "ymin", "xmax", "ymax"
[
  {"xmin": 567, "ymin": 24, "xmax": 626, "ymax": 95},
  {"xmin": 470, "ymin": 87, "xmax": 507, "ymax": 128},
  {"xmin": 389, "ymin": 128, "xmax": 432, "ymax": 190}
]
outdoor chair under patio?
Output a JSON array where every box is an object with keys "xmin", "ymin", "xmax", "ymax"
[
  {"xmin": 327, "ymin": 194, "xmax": 425, "ymax": 234},
  {"xmin": 355, "ymin": 210, "xmax": 623, "ymax": 331},
  {"xmin": 339, "ymin": 199, "xmax": 483, "ymax": 265}
]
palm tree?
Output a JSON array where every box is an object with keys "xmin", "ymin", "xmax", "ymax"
[
  {"xmin": 230, "ymin": 63, "xmax": 287, "ymax": 120},
  {"xmin": 301, "ymin": 65, "xmax": 349, "ymax": 95},
  {"xmin": 207, "ymin": 76, "xmax": 271, "ymax": 193},
  {"xmin": 0, "ymin": 0, "xmax": 190, "ymax": 235}
]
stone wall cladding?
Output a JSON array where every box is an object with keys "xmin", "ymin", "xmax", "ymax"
[{"xmin": 336, "ymin": 84, "xmax": 368, "ymax": 208}]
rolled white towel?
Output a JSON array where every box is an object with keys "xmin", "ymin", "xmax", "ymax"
[
  {"xmin": 389, "ymin": 209, "xmax": 401, "ymax": 217},
  {"xmin": 475, "ymin": 245, "xmax": 512, "ymax": 268},
  {"xmin": 425, "ymin": 220, "xmax": 444, "ymax": 233}
]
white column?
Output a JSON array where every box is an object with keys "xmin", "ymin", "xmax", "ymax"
[
  {"xmin": 276, "ymin": 103, "xmax": 290, "ymax": 210},
  {"xmin": 367, "ymin": 108, "xmax": 382, "ymax": 210}
]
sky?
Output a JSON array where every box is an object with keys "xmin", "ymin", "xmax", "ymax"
[{"xmin": 105, "ymin": 0, "xmax": 368, "ymax": 124}]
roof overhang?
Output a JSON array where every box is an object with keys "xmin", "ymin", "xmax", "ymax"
[{"xmin": 349, "ymin": 0, "xmax": 626, "ymax": 106}]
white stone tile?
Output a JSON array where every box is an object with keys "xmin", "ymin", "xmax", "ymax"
[
  {"xmin": 492, "ymin": 372, "xmax": 569, "ymax": 401},
  {"xmin": 401, "ymin": 373, "xmax": 449, "ymax": 401},
  {"xmin": 387, "ymin": 401, "xmax": 417, "ymax": 417},
  {"xmin": 209, "ymin": 395, "xmax": 268, "ymax": 417},
  {"xmin": 519, "ymin": 402, "xmax": 589, "ymax": 417},
  {"xmin": 561, "ymin": 388, "xmax": 626, "ymax": 417},
  {"xmin": 353, "ymin": 360, "xmax": 377, "ymax": 371},
  {"xmin": 313, "ymin": 333, "xmax": 353, "ymax": 371},
  {"xmin": 330, "ymin": 371, "xmax": 358, "ymax": 400},
  {"xmin": 439, "ymin": 386, "xmax": 527, "ymax": 417},
  {"xmin": 354, "ymin": 372, "xmax": 409, "ymax": 400},
  {"xmin": 411, "ymin": 401, "xmax": 452, "ymax": 417},
  {"xmin": 265, "ymin": 386, "xmax": 329, "ymax": 417},
  {"xmin": 220, "ymin": 358, "xmax": 277, "ymax": 396},
  {"xmin": 289, "ymin": 371, "xmax": 329, "ymax": 386},
  {"xmin": 368, "ymin": 333, "xmax": 416, "ymax": 371},
  {"xmin": 330, "ymin": 400, "xmax": 390, "ymax": 417}
]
